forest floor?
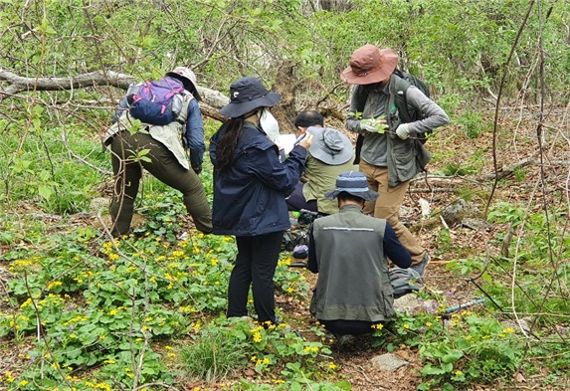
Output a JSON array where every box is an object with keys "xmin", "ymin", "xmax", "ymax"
[{"xmin": 1, "ymin": 107, "xmax": 569, "ymax": 390}]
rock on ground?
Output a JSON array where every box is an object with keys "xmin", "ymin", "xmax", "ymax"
[
  {"xmin": 394, "ymin": 294, "xmax": 439, "ymax": 315},
  {"xmin": 370, "ymin": 353, "xmax": 410, "ymax": 372}
]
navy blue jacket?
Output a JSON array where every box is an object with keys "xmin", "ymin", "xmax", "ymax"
[{"xmin": 210, "ymin": 123, "xmax": 307, "ymax": 236}]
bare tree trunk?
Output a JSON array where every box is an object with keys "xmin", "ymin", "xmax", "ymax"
[{"xmin": 271, "ymin": 60, "xmax": 298, "ymax": 133}]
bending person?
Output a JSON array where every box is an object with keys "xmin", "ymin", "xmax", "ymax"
[
  {"xmin": 104, "ymin": 67, "xmax": 212, "ymax": 237},
  {"xmin": 287, "ymin": 111, "xmax": 356, "ymax": 215}
]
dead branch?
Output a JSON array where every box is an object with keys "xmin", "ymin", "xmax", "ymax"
[{"xmin": 0, "ymin": 68, "xmax": 230, "ymax": 119}]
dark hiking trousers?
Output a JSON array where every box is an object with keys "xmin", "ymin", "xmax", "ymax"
[
  {"xmin": 227, "ymin": 232, "xmax": 284, "ymax": 323},
  {"xmin": 320, "ymin": 319, "xmax": 377, "ymax": 336},
  {"xmin": 109, "ymin": 131, "xmax": 212, "ymax": 236}
]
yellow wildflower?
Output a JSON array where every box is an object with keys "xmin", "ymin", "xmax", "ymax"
[
  {"xmin": 4, "ymin": 371, "xmax": 15, "ymax": 383},
  {"xmin": 18, "ymin": 380, "xmax": 29, "ymax": 387},
  {"xmin": 20, "ymin": 298, "xmax": 33, "ymax": 309},
  {"xmin": 172, "ymin": 250, "xmax": 184, "ymax": 258},
  {"xmin": 107, "ymin": 253, "xmax": 120, "ymax": 261},
  {"xmin": 503, "ymin": 327, "xmax": 515, "ymax": 334},
  {"xmin": 108, "ymin": 308, "xmax": 119, "ymax": 316},
  {"xmin": 303, "ymin": 346, "xmax": 319, "ymax": 354},
  {"xmin": 47, "ymin": 280, "xmax": 63, "ymax": 290},
  {"xmin": 210, "ymin": 258, "xmax": 219, "ymax": 266},
  {"xmin": 252, "ymin": 331, "xmax": 262, "ymax": 343},
  {"xmin": 328, "ymin": 362, "xmax": 337, "ymax": 370}
]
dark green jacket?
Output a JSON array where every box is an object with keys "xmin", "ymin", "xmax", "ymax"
[{"xmin": 309, "ymin": 204, "xmax": 395, "ymax": 322}]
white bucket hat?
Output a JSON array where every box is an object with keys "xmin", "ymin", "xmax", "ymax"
[{"xmin": 166, "ymin": 66, "xmax": 201, "ymax": 100}]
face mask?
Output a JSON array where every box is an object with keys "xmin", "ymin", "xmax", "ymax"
[{"xmin": 259, "ymin": 108, "xmax": 280, "ymax": 143}]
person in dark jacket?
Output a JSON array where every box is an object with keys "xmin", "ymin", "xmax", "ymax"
[
  {"xmin": 308, "ymin": 171, "xmax": 411, "ymax": 337},
  {"xmin": 210, "ymin": 76, "xmax": 313, "ymax": 324},
  {"xmin": 104, "ymin": 67, "xmax": 212, "ymax": 237}
]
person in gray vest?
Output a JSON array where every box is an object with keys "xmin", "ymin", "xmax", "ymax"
[
  {"xmin": 307, "ymin": 171, "xmax": 411, "ymax": 337},
  {"xmin": 103, "ymin": 67, "xmax": 212, "ymax": 237},
  {"xmin": 341, "ymin": 45, "xmax": 450, "ymax": 276}
]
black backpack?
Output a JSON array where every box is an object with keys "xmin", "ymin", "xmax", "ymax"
[
  {"xmin": 392, "ymin": 69, "xmax": 431, "ymax": 143},
  {"xmin": 353, "ymin": 70, "xmax": 432, "ymax": 164}
]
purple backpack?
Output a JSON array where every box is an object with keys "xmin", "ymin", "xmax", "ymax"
[{"xmin": 129, "ymin": 77, "xmax": 185, "ymax": 125}]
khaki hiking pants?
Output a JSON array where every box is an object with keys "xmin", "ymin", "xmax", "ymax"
[
  {"xmin": 359, "ymin": 160, "xmax": 425, "ymax": 264},
  {"xmin": 109, "ymin": 131, "xmax": 212, "ymax": 237}
]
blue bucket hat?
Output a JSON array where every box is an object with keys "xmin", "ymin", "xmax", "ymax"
[
  {"xmin": 220, "ymin": 76, "xmax": 281, "ymax": 118},
  {"xmin": 325, "ymin": 171, "xmax": 378, "ymax": 201}
]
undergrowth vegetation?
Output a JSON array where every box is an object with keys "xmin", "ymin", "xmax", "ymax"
[{"xmin": 1, "ymin": 1, "xmax": 569, "ymax": 390}]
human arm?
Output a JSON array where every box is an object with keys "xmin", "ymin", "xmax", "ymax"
[
  {"xmin": 185, "ymin": 99, "xmax": 206, "ymax": 171},
  {"xmin": 396, "ymin": 86, "xmax": 450, "ymax": 139},
  {"xmin": 383, "ymin": 223, "xmax": 411, "ymax": 268},
  {"xmin": 307, "ymin": 225, "xmax": 318, "ymax": 273},
  {"xmin": 248, "ymin": 144, "xmax": 307, "ymax": 196},
  {"xmin": 346, "ymin": 85, "xmax": 370, "ymax": 134},
  {"xmin": 112, "ymin": 97, "xmax": 129, "ymax": 124}
]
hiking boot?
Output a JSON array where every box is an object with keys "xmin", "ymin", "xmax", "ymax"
[
  {"xmin": 411, "ymin": 252, "xmax": 431, "ymax": 277},
  {"xmin": 334, "ymin": 334, "xmax": 357, "ymax": 352}
]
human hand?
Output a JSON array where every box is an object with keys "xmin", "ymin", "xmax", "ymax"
[
  {"xmin": 360, "ymin": 117, "xmax": 389, "ymax": 134},
  {"xmin": 298, "ymin": 133, "xmax": 313, "ymax": 150},
  {"xmin": 395, "ymin": 124, "xmax": 411, "ymax": 140}
]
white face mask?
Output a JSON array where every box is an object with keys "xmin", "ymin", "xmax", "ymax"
[{"xmin": 259, "ymin": 108, "xmax": 280, "ymax": 143}]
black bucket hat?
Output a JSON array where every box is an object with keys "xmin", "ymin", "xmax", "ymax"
[{"xmin": 220, "ymin": 76, "xmax": 281, "ymax": 118}]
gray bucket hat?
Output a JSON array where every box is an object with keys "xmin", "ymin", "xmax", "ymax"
[
  {"xmin": 307, "ymin": 127, "xmax": 353, "ymax": 165},
  {"xmin": 220, "ymin": 76, "xmax": 280, "ymax": 118},
  {"xmin": 325, "ymin": 171, "xmax": 378, "ymax": 201}
]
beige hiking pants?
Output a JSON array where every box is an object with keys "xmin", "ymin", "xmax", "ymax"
[{"xmin": 359, "ymin": 160, "xmax": 425, "ymax": 264}]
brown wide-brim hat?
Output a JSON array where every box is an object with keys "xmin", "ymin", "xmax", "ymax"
[{"xmin": 341, "ymin": 45, "xmax": 398, "ymax": 85}]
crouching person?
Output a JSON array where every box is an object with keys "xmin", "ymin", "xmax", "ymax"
[{"xmin": 307, "ymin": 171, "xmax": 411, "ymax": 339}]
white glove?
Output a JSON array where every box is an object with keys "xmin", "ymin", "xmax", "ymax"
[{"xmin": 396, "ymin": 124, "xmax": 411, "ymax": 140}]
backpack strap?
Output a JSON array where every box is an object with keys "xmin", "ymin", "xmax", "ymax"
[{"xmin": 392, "ymin": 75, "xmax": 414, "ymax": 124}]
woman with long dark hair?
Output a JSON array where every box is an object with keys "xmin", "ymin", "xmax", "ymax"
[{"xmin": 210, "ymin": 76, "xmax": 312, "ymax": 324}]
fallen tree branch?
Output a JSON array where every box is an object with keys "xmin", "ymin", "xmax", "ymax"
[{"xmin": 0, "ymin": 68, "xmax": 229, "ymax": 120}]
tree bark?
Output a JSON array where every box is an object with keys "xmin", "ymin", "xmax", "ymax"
[
  {"xmin": 0, "ymin": 68, "xmax": 229, "ymax": 120},
  {"xmin": 271, "ymin": 60, "xmax": 298, "ymax": 133}
]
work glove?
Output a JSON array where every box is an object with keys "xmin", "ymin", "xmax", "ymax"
[
  {"xmin": 192, "ymin": 165, "xmax": 202, "ymax": 175},
  {"xmin": 360, "ymin": 117, "xmax": 389, "ymax": 134},
  {"xmin": 395, "ymin": 123, "xmax": 411, "ymax": 140}
]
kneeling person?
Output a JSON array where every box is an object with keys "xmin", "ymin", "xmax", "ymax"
[
  {"xmin": 308, "ymin": 171, "xmax": 411, "ymax": 336},
  {"xmin": 287, "ymin": 111, "xmax": 356, "ymax": 215}
]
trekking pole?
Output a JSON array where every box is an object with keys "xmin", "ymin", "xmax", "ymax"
[{"xmin": 441, "ymin": 298, "xmax": 486, "ymax": 318}]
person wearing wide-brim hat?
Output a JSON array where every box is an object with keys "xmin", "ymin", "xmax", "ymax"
[
  {"xmin": 341, "ymin": 44, "xmax": 450, "ymax": 276},
  {"xmin": 105, "ymin": 66, "xmax": 212, "ymax": 237},
  {"xmin": 307, "ymin": 171, "xmax": 411, "ymax": 340},
  {"xmin": 287, "ymin": 111, "xmax": 357, "ymax": 215},
  {"xmin": 210, "ymin": 76, "xmax": 313, "ymax": 325}
]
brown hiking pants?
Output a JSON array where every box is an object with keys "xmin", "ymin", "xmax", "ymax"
[
  {"xmin": 359, "ymin": 160, "xmax": 425, "ymax": 264},
  {"xmin": 109, "ymin": 131, "xmax": 212, "ymax": 236}
]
